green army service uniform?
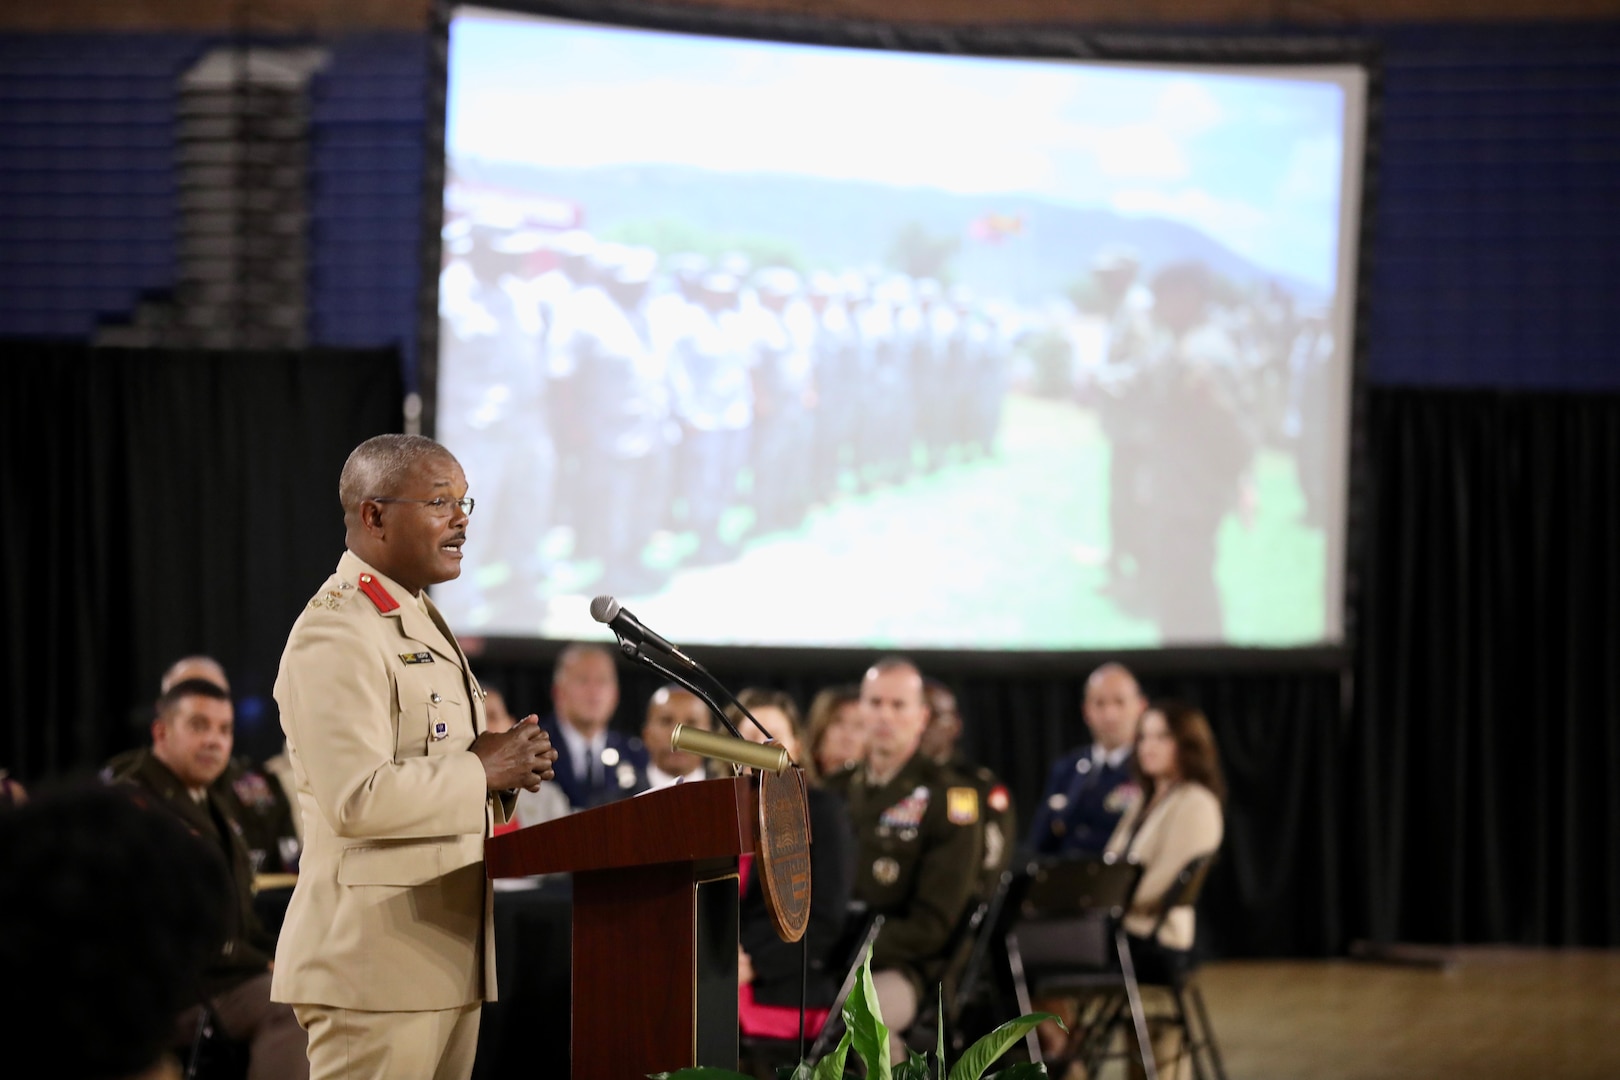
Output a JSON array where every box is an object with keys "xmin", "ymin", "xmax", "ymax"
[
  {"xmin": 940, "ymin": 753, "xmax": 1017, "ymax": 903},
  {"xmin": 826, "ymin": 751, "xmax": 985, "ymax": 994}
]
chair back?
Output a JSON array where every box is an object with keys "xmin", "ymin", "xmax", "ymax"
[
  {"xmin": 1021, "ymin": 853, "xmax": 1142, "ymax": 920},
  {"xmin": 1146, "ymin": 851, "xmax": 1217, "ymax": 943},
  {"xmin": 805, "ymin": 908, "xmax": 885, "ymax": 1060},
  {"xmin": 1010, "ymin": 854, "xmax": 1143, "ymax": 973}
]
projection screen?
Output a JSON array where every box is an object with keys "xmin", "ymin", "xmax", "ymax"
[{"xmin": 431, "ymin": 5, "xmax": 1367, "ymax": 652}]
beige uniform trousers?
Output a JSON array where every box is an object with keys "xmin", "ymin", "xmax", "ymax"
[{"xmin": 293, "ymin": 1002, "xmax": 481, "ymax": 1080}]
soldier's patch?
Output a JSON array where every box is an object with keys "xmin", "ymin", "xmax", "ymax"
[
  {"xmin": 988, "ymin": 784, "xmax": 1011, "ymax": 814},
  {"xmin": 432, "ymin": 720, "xmax": 449, "ymax": 741},
  {"xmin": 399, "ymin": 651, "xmax": 435, "ymax": 665},
  {"xmin": 1104, "ymin": 782, "xmax": 1142, "ymax": 814},
  {"xmin": 947, "ymin": 786, "xmax": 980, "ymax": 825},
  {"xmin": 878, "ymin": 786, "xmax": 930, "ymax": 830},
  {"xmin": 872, "ymin": 857, "xmax": 900, "ymax": 886}
]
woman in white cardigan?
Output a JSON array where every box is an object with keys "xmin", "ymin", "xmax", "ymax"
[
  {"xmin": 1106, "ymin": 700, "xmax": 1224, "ymax": 957},
  {"xmin": 1103, "ymin": 699, "xmax": 1225, "ymax": 1077}
]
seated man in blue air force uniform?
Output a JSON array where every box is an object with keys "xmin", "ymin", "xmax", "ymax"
[
  {"xmin": 1025, "ymin": 662, "xmax": 1147, "ymax": 857},
  {"xmin": 537, "ymin": 641, "xmax": 650, "ymax": 809}
]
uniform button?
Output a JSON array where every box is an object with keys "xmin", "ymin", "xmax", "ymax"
[{"xmin": 431, "ymin": 692, "xmax": 442, "ymax": 704}]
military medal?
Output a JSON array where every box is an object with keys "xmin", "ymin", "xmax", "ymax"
[{"xmin": 432, "ymin": 720, "xmax": 449, "ymax": 740}]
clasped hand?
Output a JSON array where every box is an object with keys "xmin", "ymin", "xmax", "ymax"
[{"xmin": 471, "ymin": 716, "xmax": 557, "ymax": 792}]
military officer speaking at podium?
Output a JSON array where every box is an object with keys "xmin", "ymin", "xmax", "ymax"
[{"xmin": 271, "ymin": 433, "xmax": 559, "ymax": 1080}]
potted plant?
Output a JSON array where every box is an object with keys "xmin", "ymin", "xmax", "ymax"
[{"xmin": 652, "ymin": 947, "xmax": 1062, "ymax": 1080}]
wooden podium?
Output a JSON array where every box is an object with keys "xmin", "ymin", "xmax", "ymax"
[{"xmin": 486, "ymin": 776, "xmax": 756, "ymax": 1079}]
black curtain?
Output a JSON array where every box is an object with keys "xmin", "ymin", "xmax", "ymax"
[
  {"xmin": 5, "ymin": 359, "xmax": 1617, "ymax": 955},
  {"xmin": 1353, "ymin": 389, "xmax": 1620, "ymax": 948},
  {"xmin": 2, "ymin": 343, "xmax": 403, "ymax": 778}
]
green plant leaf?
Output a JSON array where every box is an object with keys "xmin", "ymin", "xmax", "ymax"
[
  {"xmin": 983, "ymin": 1064, "xmax": 1051, "ymax": 1080},
  {"xmin": 777, "ymin": 1064, "xmax": 815, "ymax": 1080},
  {"xmin": 646, "ymin": 1071, "xmax": 757, "ymax": 1079},
  {"xmin": 811, "ymin": 1028, "xmax": 853, "ymax": 1080},
  {"xmin": 842, "ymin": 947, "xmax": 892, "ymax": 1080},
  {"xmin": 894, "ymin": 1049, "xmax": 932, "ymax": 1080},
  {"xmin": 936, "ymin": 983, "xmax": 947, "ymax": 1076},
  {"xmin": 946, "ymin": 1014, "xmax": 1064, "ymax": 1080}
]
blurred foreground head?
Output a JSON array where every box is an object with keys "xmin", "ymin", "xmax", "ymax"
[{"xmin": 0, "ymin": 783, "xmax": 229, "ymax": 1079}]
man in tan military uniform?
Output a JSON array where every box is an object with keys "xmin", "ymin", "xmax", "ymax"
[
  {"xmin": 825, "ymin": 657, "xmax": 983, "ymax": 1065},
  {"xmin": 272, "ymin": 433, "xmax": 559, "ymax": 1080}
]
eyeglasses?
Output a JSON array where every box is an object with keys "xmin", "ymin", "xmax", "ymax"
[{"xmin": 371, "ymin": 496, "xmax": 475, "ymax": 516}]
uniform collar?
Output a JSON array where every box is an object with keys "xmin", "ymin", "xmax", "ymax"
[{"xmin": 338, "ymin": 550, "xmax": 465, "ymax": 669}]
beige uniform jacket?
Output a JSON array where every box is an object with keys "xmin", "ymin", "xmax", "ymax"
[
  {"xmin": 1104, "ymin": 782, "xmax": 1223, "ymax": 951},
  {"xmin": 271, "ymin": 550, "xmax": 515, "ymax": 1011}
]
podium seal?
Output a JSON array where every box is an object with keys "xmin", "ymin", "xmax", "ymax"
[{"xmin": 756, "ymin": 764, "xmax": 812, "ymax": 942}]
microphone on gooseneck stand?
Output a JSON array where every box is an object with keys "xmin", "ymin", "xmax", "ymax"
[
  {"xmin": 589, "ymin": 594, "xmax": 778, "ymax": 746},
  {"xmin": 588, "ymin": 594, "xmax": 697, "ymax": 669}
]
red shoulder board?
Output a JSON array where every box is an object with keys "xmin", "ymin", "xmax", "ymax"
[{"xmin": 357, "ymin": 573, "xmax": 400, "ymax": 613}]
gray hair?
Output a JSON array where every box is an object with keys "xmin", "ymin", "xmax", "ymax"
[{"xmin": 339, "ymin": 434, "xmax": 454, "ymax": 513}]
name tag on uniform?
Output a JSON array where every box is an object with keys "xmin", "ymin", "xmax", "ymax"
[
  {"xmin": 400, "ymin": 652, "xmax": 434, "ymax": 665},
  {"xmin": 432, "ymin": 721, "xmax": 450, "ymax": 741}
]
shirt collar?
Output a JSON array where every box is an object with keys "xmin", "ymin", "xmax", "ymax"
[
  {"xmin": 646, "ymin": 762, "xmax": 703, "ymax": 789},
  {"xmin": 557, "ymin": 720, "xmax": 606, "ymax": 775},
  {"xmin": 1093, "ymin": 742, "xmax": 1133, "ymax": 770}
]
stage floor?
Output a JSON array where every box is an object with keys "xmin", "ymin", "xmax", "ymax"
[{"xmin": 1192, "ymin": 948, "xmax": 1620, "ymax": 1080}]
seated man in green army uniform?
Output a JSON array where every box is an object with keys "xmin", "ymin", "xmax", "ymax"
[{"xmin": 824, "ymin": 657, "xmax": 985, "ymax": 1065}]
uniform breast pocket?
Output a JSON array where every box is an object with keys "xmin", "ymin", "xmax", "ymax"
[{"xmin": 395, "ymin": 676, "xmax": 466, "ymax": 759}]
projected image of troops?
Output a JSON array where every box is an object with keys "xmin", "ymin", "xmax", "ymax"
[
  {"xmin": 1087, "ymin": 246, "xmax": 1157, "ymax": 606},
  {"xmin": 547, "ymin": 243, "xmax": 673, "ymax": 596},
  {"xmin": 1136, "ymin": 260, "xmax": 1256, "ymax": 642},
  {"xmin": 670, "ymin": 267, "xmax": 752, "ymax": 566},
  {"xmin": 807, "ymin": 271, "xmax": 859, "ymax": 502},
  {"xmin": 533, "ymin": 229, "xmax": 600, "ymax": 551},
  {"xmin": 436, "ymin": 215, "xmax": 555, "ymax": 614},
  {"xmin": 920, "ymin": 276, "xmax": 952, "ymax": 469},
  {"xmin": 747, "ymin": 267, "xmax": 816, "ymax": 534}
]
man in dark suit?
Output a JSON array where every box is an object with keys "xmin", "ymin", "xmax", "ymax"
[
  {"xmin": 1025, "ymin": 662, "xmax": 1146, "ymax": 857},
  {"xmin": 538, "ymin": 642, "xmax": 649, "ymax": 809},
  {"xmin": 107, "ymin": 677, "xmax": 309, "ymax": 1078}
]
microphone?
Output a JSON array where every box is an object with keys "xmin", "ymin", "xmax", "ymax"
[
  {"xmin": 589, "ymin": 595, "xmax": 696, "ymax": 668},
  {"xmin": 588, "ymin": 596, "xmax": 780, "ymax": 748}
]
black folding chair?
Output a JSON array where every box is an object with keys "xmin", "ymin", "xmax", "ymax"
[
  {"xmin": 1027, "ymin": 853, "xmax": 1229, "ymax": 1080},
  {"xmin": 1117, "ymin": 854, "xmax": 1228, "ymax": 1080},
  {"xmin": 182, "ymin": 1001, "xmax": 248, "ymax": 1080},
  {"xmin": 1002, "ymin": 853, "xmax": 1154, "ymax": 1079},
  {"xmin": 942, "ymin": 867, "xmax": 1030, "ymax": 1055},
  {"xmin": 739, "ymin": 906, "xmax": 885, "ymax": 1074}
]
